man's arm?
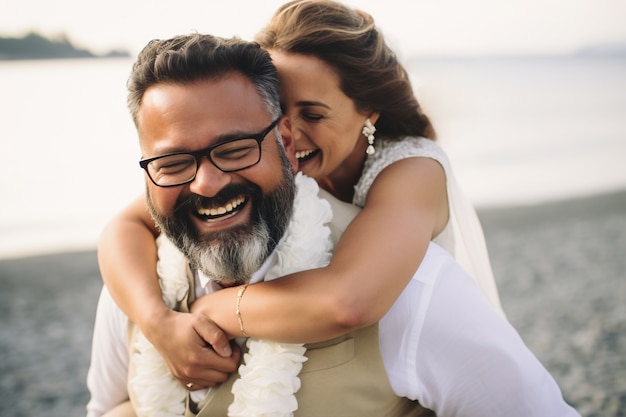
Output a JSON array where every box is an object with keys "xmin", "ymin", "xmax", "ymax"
[{"xmin": 86, "ymin": 287, "xmax": 132, "ymax": 417}]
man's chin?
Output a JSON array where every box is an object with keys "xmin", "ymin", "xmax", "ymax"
[
  {"xmin": 181, "ymin": 226, "xmax": 270, "ymax": 285},
  {"xmin": 194, "ymin": 223, "xmax": 251, "ymax": 245}
]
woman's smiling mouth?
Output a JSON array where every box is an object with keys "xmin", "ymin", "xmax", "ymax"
[{"xmin": 296, "ymin": 149, "xmax": 319, "ymax": 163}]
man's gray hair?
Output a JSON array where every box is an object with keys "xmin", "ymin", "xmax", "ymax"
[{"xmin": 127, "ymin": 33, "xmax": 281, "ymax": 127}]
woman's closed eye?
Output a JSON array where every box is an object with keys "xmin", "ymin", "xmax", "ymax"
[{"xmin": 301, "ymin": 112, "xmax": 324, "ymax": 122}]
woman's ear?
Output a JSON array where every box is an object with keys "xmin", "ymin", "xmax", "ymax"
[
  {"xmin": 278, "ymin": 116, "xmax": 299, "ymax": 173},
  {"xmin": 368, "ymin": 112, "xmax": 380, "ymax": 126}
]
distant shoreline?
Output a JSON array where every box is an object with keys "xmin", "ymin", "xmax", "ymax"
[
  {"xmin": 2, "ymin": 31, "xmax": 624, "ymax": 62},
  {"xmin": 0, "ymin": 32, "xmax": 130, "ymax": 61}
]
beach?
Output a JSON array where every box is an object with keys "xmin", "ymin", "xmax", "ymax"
[
  {"xmin": 480, "ymin": 190, "xmax": 626, "ymax": 417},
  {"xmin": 0, "ymin": 189, "xmax": 624, "ymax": 417}
]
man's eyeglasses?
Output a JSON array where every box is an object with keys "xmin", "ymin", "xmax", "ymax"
[{"xmin": 139, "ymin": 118, "xmax": 280, "ymax": 187}]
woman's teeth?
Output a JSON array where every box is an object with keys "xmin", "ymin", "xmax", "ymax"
[{"xmin": 296, "ymin": 149, "xmax": 317, "ymax": 161}]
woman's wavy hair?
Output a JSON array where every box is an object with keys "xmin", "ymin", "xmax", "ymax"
[{"xmin": 255, "ymin": 0, "xmax": 435, "ymax": 140}]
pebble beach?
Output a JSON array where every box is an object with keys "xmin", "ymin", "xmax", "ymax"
[{"xmin": 1, "ymin": 189, "xmax": 624, "ymax": 417}]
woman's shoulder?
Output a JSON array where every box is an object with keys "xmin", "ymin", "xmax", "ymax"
[
  {"xmin": 379, "ymin": 137, "xmax": 446, "ymax": 160},
  {"xmin": 353, "ymin": 137, "xmax": 450, "ymax": 206}
]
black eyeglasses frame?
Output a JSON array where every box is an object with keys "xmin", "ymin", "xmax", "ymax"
[{"xmin": 139, "ymin": 117, "xmax": 281, "ymax": 187}]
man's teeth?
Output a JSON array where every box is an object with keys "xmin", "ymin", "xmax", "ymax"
[
  {"xmin": 296, "ymin": 149, "xmax": 316, "ymax": 160},
  {"xmin": 197, "ymin": 196, "xmax": 245, "ymax": 217}
]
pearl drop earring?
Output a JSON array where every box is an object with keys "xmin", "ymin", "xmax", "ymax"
[{"xmin": 362, "ymin": 118, "xmax": 376, "ymax": 155}]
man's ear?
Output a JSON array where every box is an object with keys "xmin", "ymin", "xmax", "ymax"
[{"xmin": 278, "ymin": 116, "xmax": 298, "ymax": 173}]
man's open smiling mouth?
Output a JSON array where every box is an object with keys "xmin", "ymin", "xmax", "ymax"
[{"xmin": 196, "ymin": 195, "xmax": 246, "ymax": 221}]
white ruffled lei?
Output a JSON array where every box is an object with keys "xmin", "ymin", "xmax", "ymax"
[
  {"xmin": 131, "ymin": 172, "xmax": 334, "ymax": 417},
  {"xmin": 130, "ymin": 222, "xmax": 190, "ymax": 417}
]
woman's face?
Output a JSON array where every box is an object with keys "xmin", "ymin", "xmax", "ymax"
[{"xmin": 270, "ymin": 50, "xmax": 373, "ymax": 181}]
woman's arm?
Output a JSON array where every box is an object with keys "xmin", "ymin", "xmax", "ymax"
[
  {"xmin": 192, "ymin": 157, "xmax": 448, "ymax": 342},
  {"xmin": 98, "ymin": 195, "xmax": 238, "ymax": 387},
  {"xmin": 98, "ymin": 195, "xmax": 162, "ymax": 326}
]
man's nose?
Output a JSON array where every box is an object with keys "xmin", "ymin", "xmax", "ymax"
[{"xmin": 188, "ymin": 157, "xmax": 231, "ymax": 197}]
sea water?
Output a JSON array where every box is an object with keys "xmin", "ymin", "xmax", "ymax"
[{"xmin": 1, "ymin": 56, "xmax": 625, "ymax": 258}]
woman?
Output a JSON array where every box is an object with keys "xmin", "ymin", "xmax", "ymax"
[{"xmin": 98, "ymin": 0, "xmax": 504, "ymax": 390}]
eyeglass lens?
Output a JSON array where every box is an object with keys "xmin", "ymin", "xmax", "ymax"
[{"xmin": 147, "ymin": 138, "xmax": 261, "ymax": 186}]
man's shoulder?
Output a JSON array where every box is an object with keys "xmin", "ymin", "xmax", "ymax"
[{"xmin": 317, "ymin": 188, "xmax": 360, "ymax": 243}]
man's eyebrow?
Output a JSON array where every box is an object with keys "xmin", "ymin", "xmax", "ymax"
[
  {"xmin": 295, "ymin": 100, "xmax": 331, "ymax": 109},
  {"xmin": 150, "ymin": 127, "xmax": 266, "ymax": 155},
  {"xmin": 212, "ymin": 124, "xmax": 271, "ymax": 143},
  {"xmin": 212, "ymin": 130, "xmax": 252, "ymax": 142}
]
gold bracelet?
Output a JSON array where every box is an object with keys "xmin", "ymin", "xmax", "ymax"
[{"xmin": 236, "ymin": 283, "xmax": 250, "ymax": 337}]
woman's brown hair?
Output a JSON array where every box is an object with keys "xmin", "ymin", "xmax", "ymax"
[{"xmin": 256, "ymin": 0, "xmax": 436, "ymax": 140}]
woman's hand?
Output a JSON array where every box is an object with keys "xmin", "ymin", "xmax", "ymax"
[{"xmin": 145, "ymin": 309, "xmax": 241, "ymax": 389}]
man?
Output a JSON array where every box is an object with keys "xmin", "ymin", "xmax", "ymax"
[{"xmin": 87, "ymin": 33, "xmax": 579, "ymax": 416}]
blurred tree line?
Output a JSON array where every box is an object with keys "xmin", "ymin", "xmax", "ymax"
[{"xmin": 0, "ymin": 32, "xmax": 129, "ymax": 60}]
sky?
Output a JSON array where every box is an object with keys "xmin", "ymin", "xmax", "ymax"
[{"xmin": 1, "ymin": 0, "xmax": 626, "ymax": 58}]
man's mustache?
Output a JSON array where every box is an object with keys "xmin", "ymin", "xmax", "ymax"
[{"xmin": 174, "ymin": 182, "xmax": 261, "ymax": 215}]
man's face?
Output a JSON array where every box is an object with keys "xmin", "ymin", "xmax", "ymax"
[{"xmin": 137, "ymin": 73, "xmax": 298, "ymax": 285}]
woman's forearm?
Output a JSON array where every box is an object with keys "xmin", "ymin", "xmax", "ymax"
[
  {"xmin": 193, "ymin": 266, "xmax": 364, "ymax": 343},
  {"xmin": 97, "ymin": 197, "xmax": 168, "ymax": 335}
]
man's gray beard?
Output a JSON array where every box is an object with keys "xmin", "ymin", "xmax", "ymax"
[{"xmin": 147, "ymin": 156, "xmax": 295, "ymax": 286}]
